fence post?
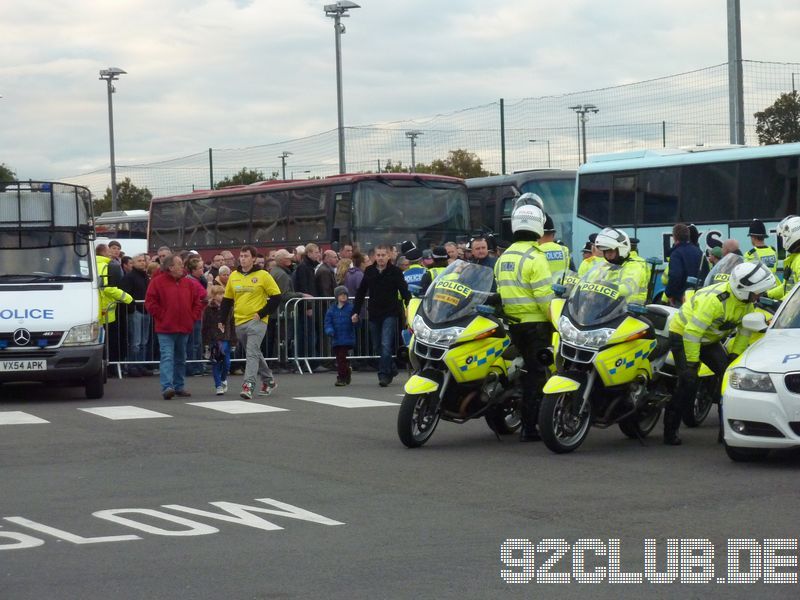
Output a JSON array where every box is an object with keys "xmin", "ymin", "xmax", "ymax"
[
  {"xmin": 500, "ymin": 98, "xmax": 506, "ymax": 175},
  {"xmin": 662, "ymin": 121, "xmax": 666, "ymax": 147},
  {"xmin": 208, "ymin": 148, "xmax": 214, "ymax": 190}
]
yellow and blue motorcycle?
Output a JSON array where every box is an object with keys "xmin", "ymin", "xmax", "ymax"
[
  {"xmin": 540, "ymin": 263, "xmax": 669, "ymax": 454},
  {"xmin": 397, "ymin": 260, "xmax": 524, "ymax": 448}
]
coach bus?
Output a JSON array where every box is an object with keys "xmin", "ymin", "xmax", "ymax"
[
  {"xmin": 574, "ymin": 143, "xmax": 800, "ymax": 260},
  {"xmin": 147, "ymin": 173, "xmax": 469, "ymax": 258},
  {"xmin": 94, "ymin": 209, "xmax": 149, "ymax": 256},
  {"xmin": 465, "ymin": 169, "xmax": 576, "ymax": 247}
]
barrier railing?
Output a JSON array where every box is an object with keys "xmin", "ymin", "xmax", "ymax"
[{"xmin": 104, "ymin": 296, "xmax": 401, "ymax": 378}]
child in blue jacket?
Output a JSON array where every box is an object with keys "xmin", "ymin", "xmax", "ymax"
[{"xmin": 324, "ymin": 286, "xmax": 356, "ymax": 386}]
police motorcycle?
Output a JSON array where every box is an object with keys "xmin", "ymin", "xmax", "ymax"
[
  {"xmin": 539, "ymin": 262, "xmax": 670, "ymax": 454},
  {"xmin": 397, "ymin": 260, "xmax": 526, "ymax": 448}
]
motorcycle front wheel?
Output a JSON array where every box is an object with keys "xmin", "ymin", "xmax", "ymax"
[
  {"xmin": 397, "ymin": 392, "xmax": 441, "ymax": 448},
  {"xmin": 539, "ymin": 392, "xmax": 592, "ymax": 454}
]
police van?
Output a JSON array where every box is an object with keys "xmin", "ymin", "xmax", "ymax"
[{"xmin": 0, "ymin": 181, "xmax": 105, "ymax": 398}]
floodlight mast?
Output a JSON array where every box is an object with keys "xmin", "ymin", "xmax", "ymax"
[{"xmin": 99, "ymin": 67, "xmax": 127, "ymax": 211}]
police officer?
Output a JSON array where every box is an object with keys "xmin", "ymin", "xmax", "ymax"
[
  {"xmin": 419, "ymin": 246, "xmax": 449, "ymax": 294},
  {"xmin": 494, "ymin": 203, "xmax": 554, "ymax": 442},
  {"xmin": 744, "ymin": 219, "xmax": 778, "ymax": 274},
  {"xmin": 577, "ymin": 233, "xmax": 605, "ymax": 277},
  {"xmin": 769, "ymin": 215, "xmax": 800, "ymax": 299},
  {"xmin": 593, "ymin": 227, "xmax": 650, "ymax": 304},
  {"xmin": 401, "ymin": 242, "xmax": 427, "ymax": 289},
  {"xmin": 538, "ymin": 214, "xmax": 571, "ymax": 277},
  {"xmin": 665, "ymin": 261, "xmax": 777, "ymax": 445}
]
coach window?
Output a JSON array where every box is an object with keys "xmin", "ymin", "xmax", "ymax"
[
  {"xmin": 680, "ymin": 162, "xmax": 736, "ymax": 222},
  {"xmin": 577, "ymin": 173, "xmax": 611, "ymax": 226},
  {"xmin": 287, "ymin": 188, "xmax": 327, "ymax": 241},
  {"xmin": 149, "ymin": 201, "xmax": 184, "ymax": 248},
  {"xmin": 738, "ymin": 157, "xmax": 799, "ymax": 220},
  {"xmin": 641, "ymin": 167, "xmax": 679, "ymax": 225},
  {"xmin": 611, "ymin": 175, "xmax": 635, "ymax": 226},
  {"xmin": 252, "ymin": 192, "xmax": 286, "ymax": 244},
  {"xmin": 216, "ymin": 195, "xmax": 252, "ymax": 246},
  {"xmin": 183, "ymin": 197, "xmax": 217, "ymax": 248},
  {"xmin": 332, "ymin": 190, "xmax": 352, "ymax": 245}
]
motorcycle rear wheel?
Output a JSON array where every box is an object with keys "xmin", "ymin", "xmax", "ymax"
[
  {"xmin": 682, "ymin": 377, "xmax": 715, "ymax": 427},
  {"xmin": 539, "ymin": 392, "xmax": 592, "ymax": 454},
  {"xmin": 397, "ymin": 392, "xmax": 441, "ymax": 448},
  {"xmin": 485, "ymin": 403, "xmax": 521, "ymax": 435},
  {"xmin": 619, "ymin": 405, "xmax": 662, "ymax": 439}
]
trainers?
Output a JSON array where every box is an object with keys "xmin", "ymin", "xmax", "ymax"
[
  {"xmin": 240, "ymin": 382, "xmax": 253, "ymax": 400},
  {"xmin": 335, "ymin": 378, "xmax": 347, "ymax": 387},
  {"xmin": 162, "ymin": 388, "xmax": 175, "ymax": 400},
  {"xmin": 215, "ymin": 385, "xmax": 225, "ymax": 396},
  {"xmin": 258, "ymin": 378, "xmax": 277, "ymax": 396},
  {"xmin": 174, "ymin": 389, "xmax": 191, "ymax": 398},
  {"xmin": 221, "ymin": 380, "xmax": 228, "ymax": 393},
  {"xmin": 378, "ymin": 377, "xmax": 389, "ymax": 388}
]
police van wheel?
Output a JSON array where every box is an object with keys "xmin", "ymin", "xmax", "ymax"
[
  {"xmin": 85, "ymin": 369, "xmax": 105, "ymax": 400},
  {"xmin": 682, "ymin": 378, "xmax": 715, "ymax": 427}
]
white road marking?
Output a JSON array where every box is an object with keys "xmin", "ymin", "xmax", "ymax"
[
  {"xmin": 0, "ymin": 411, "xmax": 49, "ymax": 425},
  {"xmin": 293, "ymin": 396, "xmax": 399, "ymax": 408},
  {"xmin": 78, "ymin": 406, "xmax": 172, "ymax": 420},
  {"xmin": 187, "ymin": 401, "xmax": 288, "ymax": 414}
]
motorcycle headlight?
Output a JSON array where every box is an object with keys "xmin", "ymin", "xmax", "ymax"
[
  {"xmin": 728, "ymin": 368, "xmax": 775, "ymax": 392},
  {"xmin": 412, "ymin": 315, "xmax": 464, "ymax": 347},
  {"xmin": 558, "ymin": 315, "xmax": 615, "ymax": 349},
  {"xmin": 62, "ymin": 322, "xmax": 102, "ymax": 346}
]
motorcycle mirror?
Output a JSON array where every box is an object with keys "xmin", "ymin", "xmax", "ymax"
[
  {"xmin": 686, "ymin": 276, "xmax": 699, "ymax": 287},
  {"xmin": 408, "ymin": 284, "xmax": 423, "ymax": 297},
  {"xmin": 628, "ymin": 304, "xmax": 648, "ymax": 316},
  {"xmin": 646, "ymin": 256, "xmax": 663, "ymax": 266},
  {"xmin": 552, "ymin": 283, "xmax": 567, "ymax": 297},
  {"xmin": 476, "ymin": 304, "xmax": 496, "ymax": 317}
]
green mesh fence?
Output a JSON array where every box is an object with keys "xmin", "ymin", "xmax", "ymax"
[{"xmin": 63, "ymin": 60, "xmax": 800, "ymax": 199}]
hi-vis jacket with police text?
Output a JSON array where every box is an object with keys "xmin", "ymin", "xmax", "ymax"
[
  {"xmin": 403, "ymin": 263, "xmax": 427, "ymax": 287},
  {"xmin": 617, "ymin": 257, "xmax": 650, "ymax": 305},
  {"xmin": 577, "ymin": 255, "xmax": 604, "ymax": 277},
  {"xmin": 494, "ymin": 241, "xmax": 553, "ymax": 323},
  {"xmin": 744, "ymin": 245, "xmax": 778, "ymax": 274},
  {"xmin": 668, "ymin": 281, "xmax": 754, "ymax": 362},
  {"xmin": 96, "ymin": 255, "xmax": 132, "ymax": 324},
  {"xmin": 539, "ymin": 241, "xmax": 571, "ymax": 276}
]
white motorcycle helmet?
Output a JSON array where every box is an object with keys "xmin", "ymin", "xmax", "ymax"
[
  {"xmin": 512, "ymin": 192, "xmax": 545, "ymax": 213},
  {"xmin": 729, "ymin": 261, "xmax": 777, "ymax": 301},
  {"xmin": 511, "ymin": 203, "xmax": 545, "ymax": 238},
  {"xmin": 780, "ymin": 215, "xmax": 800, "ymax": 254},
  {"xmin": 593, "ymin": 227, "xmax": 631, "ymax": 264}
]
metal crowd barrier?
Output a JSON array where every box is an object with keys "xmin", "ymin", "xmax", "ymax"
[{"xmin": 104, "ymin": 296, "xmax": 401, "ymax": 378}]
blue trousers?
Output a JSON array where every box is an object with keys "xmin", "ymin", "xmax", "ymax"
[
  {"xmin": 157, "ymin": 332, "xmax": 188, "ymax": 393},
  {"xmin": 369, "ymin": 316, "xmax": 398, "ymax": 379}
]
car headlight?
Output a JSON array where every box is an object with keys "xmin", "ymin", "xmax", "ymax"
[
  {"xmin": 412, "ymin": 315, "xmax": 464, "ymax": 347},
  {"xmin": 558, "ymin": 315, "xmax": 614, "ymax": 349},
  {"xmin": 728, "ymin": 368, "xmax": 775, "ymax": 392},
  {"xmin": 62, "ymin": 322, "xmax": 101, "ymax": 346}
]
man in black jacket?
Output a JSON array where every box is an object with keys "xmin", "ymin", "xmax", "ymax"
[
  {"xmin": 119, "ymin": 253, "xmax": 151, "ymax": 376},
  {"xmin": 292, "ymin": 243, "xmax": 321, "ymax": 358},
  {"xmin": 352, "ymin": 244, "xmax": 411, "ymax": 386}
]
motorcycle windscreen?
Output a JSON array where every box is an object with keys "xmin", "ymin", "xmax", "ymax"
[
  {"xmin": 422, "ymin": 259, "xmax": 494, "ymax": 324},
  {"xmin": 704, "ymin": 253, "xmax": 743, "ymax": 287},
  {"xmin": 567, "ymin": 263, "xmax": 630, "ymax": 327}
]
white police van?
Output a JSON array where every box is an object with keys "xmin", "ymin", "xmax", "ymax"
[{"xmin": 0, "ymin": 182, "xmax": 105, "ymax": 398}]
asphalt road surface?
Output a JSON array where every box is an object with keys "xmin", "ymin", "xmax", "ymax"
[{"xmin": 2, "ymin": 371, "xmax": 799, "ymax": 600}]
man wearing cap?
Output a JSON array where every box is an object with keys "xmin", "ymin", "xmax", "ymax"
[
  {"xmin": 400, "ymin": 241, "xmax": 427, "ymax": 289},
  {"xmin": 419, "ymin": 246, "xmax": 449, "ymax": 294},
  {"xmin": 538, "ymin": 214, "xmax": 572, "ymax": 276},
  {"xmin": 577, "ymin": 233, "xmax": 605, "ymax": 277},
  {"xmin": 744, "ymin": 219, "xmax": 777, "ymax": 273}
]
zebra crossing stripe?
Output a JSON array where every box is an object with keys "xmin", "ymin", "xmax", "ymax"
[
  {"xmin": 293, "ymin": 396, "xmax": 399, "ymax": 408},
  {"xmin": 78, "ymin": 406, "xmax": 172, "ymax": 420},
  {"xmin": 0, "ymin": 411, "xmax": 49, "ymax": 425},
  {"xmin": 187, "ymin": 401, "xmax": 289, "ymax": 414}
]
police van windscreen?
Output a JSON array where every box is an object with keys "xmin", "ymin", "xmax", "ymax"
[{"xmin": 0, "ymin": 231, "xmax": 91, "ymax": 281}]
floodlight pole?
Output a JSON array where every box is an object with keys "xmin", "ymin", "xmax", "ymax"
[
  {"xmin": 279, "ymin": 151, "xmax": 292, "ymax": 180},
  {"xmin": 569, "ymin": 104, "xmax": 599, "ymax": 165},
  {"xmin": 406, "ymin": 131, "xmax": 422, "ymax": 172},
  {"xmin": 99, "ymin": 68, "xmax": 126, "ymax": 211}
]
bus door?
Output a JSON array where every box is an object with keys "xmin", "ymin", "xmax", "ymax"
[{"xmin": 332, "ymin": 186, "xmax": 353, "ymax": 246}]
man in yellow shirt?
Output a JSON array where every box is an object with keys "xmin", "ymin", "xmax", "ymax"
[{"xmin": 219, "ymin": 245, "xmax": 282, "ymax": 400}]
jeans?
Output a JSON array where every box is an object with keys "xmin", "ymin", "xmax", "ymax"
[
  {"xmin": 237, "ymin": 319, "xmax": 273, "ymax": 386},
  {"xmin": 369, "ymin": 316, "xmax": 398, "ymax": 379},
  {"xmin": 127, "ymin": 311, "xmax": 151, "ymax": 366},
  {"xmin": 186, "ymin": 319, "xmax": 203, "ymax": 375},
  {"xmin": 334, "ymin": 345, "xmax": 352, "ymax": 380},
  {"xmin": 212, "ymin": 340, "xmax": 231, "ymax": 388},
  {"xmin": 157, "ymin": 332, "xmax": 188, "ymax": 393}
]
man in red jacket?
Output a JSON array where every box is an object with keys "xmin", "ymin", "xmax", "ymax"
[{"xmin": 145, "ymin": 255, "xmax": 204, "ymax": 399}]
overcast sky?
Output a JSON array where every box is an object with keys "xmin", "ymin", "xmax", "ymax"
[{"xmin": 2, "ymin": 0, "xmax": 800, "ymax": 182}]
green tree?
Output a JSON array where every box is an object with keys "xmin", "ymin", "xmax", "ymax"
[
  {"xmin": 755, "ymin": 91, "xmax": 800, "ymax": 145},
  {"xmin": 381, "ymin": 149, "xmax": 495, "ymax": 178},
  {"xmin": 93, "ymin": 177, "xmax": 153, "ymax": 214},
  {"xmin": 215, "ymin": 167, "xmax": 278, "ymax": 189},
  {"xmin": 0, "ymin": 162, "xmax": 16, "ymax": 182}
]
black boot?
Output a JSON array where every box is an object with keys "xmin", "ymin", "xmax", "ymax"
[
  {"xmin": 519, "ymin": 401, "xmax": 541, "ymax": 442},
  {"xmin": 663, "ymin": 409, "xmax": 682, "ymax": 446}
]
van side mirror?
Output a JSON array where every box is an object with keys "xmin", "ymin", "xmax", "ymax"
[{"xmin": 742, "ymin": 312, "xmax": 769, "ymax": 333}]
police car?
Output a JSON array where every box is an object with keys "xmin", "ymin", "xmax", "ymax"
[{"xmin": 722, "ymin": 283, "xmax": 800, "ymax": 461}]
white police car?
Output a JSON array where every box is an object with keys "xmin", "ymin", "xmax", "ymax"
[{"xmin": 722, "ymin": 284, "xmax": 800, "ymax": 461}]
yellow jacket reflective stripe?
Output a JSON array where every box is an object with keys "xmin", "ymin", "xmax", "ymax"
[
  {"xmin": 768, "ymin": 252, "xmax": 799, "ymax": 300},
  {"xmin": 668, "ymin": 281, "xmax": 753, "ymax": 362},
  {"xmin": 494, "ymin": 241, "xmax": 553, "ymax": 323},
  {"xmin": 577, "ymin": 255, "xmax": 605, "ymax": 277},
  {"xmin": 538, "ymin": 241, "xmax": 570, "ymax": 276},
  {"xmin": 604, "ymin": 258, "xmax": 650, "ymax": 304},
  {"xmin": 96, "ymin": 255, "xmax": 132, "ymax": 324},
  {"xmin": 744, "ymin": 246, "xmax": 778, "ymax": 274}
]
